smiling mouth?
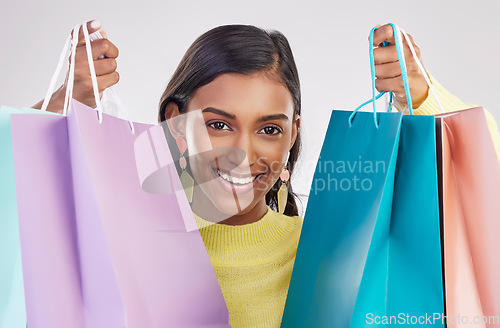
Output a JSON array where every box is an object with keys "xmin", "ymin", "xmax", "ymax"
[{"xmin": 212, "ymin": 167, "xmax": 265, "ymax": 185}]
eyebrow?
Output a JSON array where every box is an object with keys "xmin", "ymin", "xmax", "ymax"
[
  {"xmin": 202, "ymin": 107, "xmax": 289, "ymax": 122},
  {"xmin": 202, "ymin": 107, "xmax": 236, "ymax": 120}
]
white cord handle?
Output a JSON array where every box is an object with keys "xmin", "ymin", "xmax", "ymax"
[
  {"xmin": 40, "ymin": 34, "xmax": 71, "ymax": 112},
  {"xmin": 63, "ymin": 24, "xmax": 80, "ymax": 116},
  {"xmin": 88, "ymin": 31, "xmax": 136, "ymax": 133},
  {"xmin": 41, "ymin": 23, "xmax": 86, "ymax": 115},
  {"xmin": 80, "ymin": 22, "xmax": 103, "ymax": 122},
  {"xmin": 394, "ymin": 24, "xmax": 445, "ymax": 114},
  {"xmin": 40, "ymin": 22, "xmax": 135, "ymax": 133}
]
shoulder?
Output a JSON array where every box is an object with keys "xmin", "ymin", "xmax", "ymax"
[
  {"xmin": 267, "ymin": 209, "xmax": 304, "ymax": 253},
  {"xmin": 267, "ymin": 206, "xmax": 304, "ymax": 230}
]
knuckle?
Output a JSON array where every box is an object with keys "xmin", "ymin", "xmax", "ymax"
[
  {"xmin": 396, "ymin": 92, "xmax": 406, "ymax": 101},
  {"xmin": 85, "ymin": 78, "xmax": 94, "ymax": 92},
  {"xmin": 102, "ymin": 40, "xmax": 110, "ymax": 52},
  {"xmin": 415, "ymin": 46, "xmax": 421, "ymax": 57},
  {"xmin": 404, "ymin": 46, "xmax": 412, "ymax": 57},
  {"xmin": 107, "ymin": 40, "xmax": 119, "ymax": 57},
  {"xmin": 74, "ymin": 68, "xmax": 87, "ymax": 81},
  {"xmin": 110, "ymin": 59, "xmax": 117, "ymax": 71},
  {"xmin": 383, "ymin": 26, "xmax": 392, "ymax": 39},
  {"xmin": 373, "ymin": 49, "xmax": 386, "ymax": 64},
  {"xmin": 91, "ymin": 39, "xmax": 107, "ymax": 54},
  {"xmin": 80, "ymin": 78, "xmax": 93, "ymax": 94},
  {"xmin": 98, "ymin": 80, "xmax": 106, "ymax": 92},
  {"xmin": 398, "ymin": 78, "xmax": 405, "ymax": 89},
  {"xmin": 99, "ymin": 39, "xmax": 109, "ymax": 53},
  {"xmin": 407, "ymin": 61, "xmax": 417, "ymax": 73}
]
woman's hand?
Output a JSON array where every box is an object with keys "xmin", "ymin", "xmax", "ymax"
[
  {"xmin": 32, "ymin": 20, "xmax": 120, "ymax": 112},
  {"xmin": 372, "ymin": 24, "xmax": 429, "ymax": 109}
]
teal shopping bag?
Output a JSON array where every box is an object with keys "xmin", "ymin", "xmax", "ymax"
[
  {"xmin": 1, "ymin": 29, "xmax": 70, "ymax": 326},
  {"xmin": 281, "ymin": 24, "xmax": 444, "ymax": 327},
  {"xmin": 349, "ymin": 114, "xmax": 444, "ymax": 327},
  {"xmin": 281, "ymin": 109, "xmax": 403, "ymax": 328},
  {"xmin": 0, "ymin": 106, "xmax": 26, "ymax": 328},
  {"xmin": 0, "ymin": 106, "xmax": 57, "ymax": 327},
  {"xmin": 383, "ymin": 115, "xmax": 444, "ymax": 325}
]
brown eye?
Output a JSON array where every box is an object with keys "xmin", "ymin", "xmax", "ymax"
[
  {"xmin": 208, "ymin": 121, "xmax": 231, "ymax": 130},
  {"xmin": 259, "ymin": 126, "xmax": 282, "ymax": 135}
]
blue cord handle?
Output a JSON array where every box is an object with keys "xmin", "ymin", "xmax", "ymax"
[
  {"xmin": 387, "ymin": 92, "xmax": 393, "ymax": 112},
  {"xmin": 348, "ymin": 23, "xmax": 414, "ymax": 127},
  {"xmin": 348, "ymin": 27, "xmax": 380, "ymax": 128},
  {"xmin": 388, "ymin": 23, "xmax": 413, "ymax": 114}
]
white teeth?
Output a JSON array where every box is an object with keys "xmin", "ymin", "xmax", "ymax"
[{"xmin": 217, "ymin": 169, "xmax": 256, "ymax": 185}]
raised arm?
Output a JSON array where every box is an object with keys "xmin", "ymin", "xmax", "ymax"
[
  {"xmin": 372, "ymin": 24, "xmax": 500, "ymax": 161},
  {"xmin": 32, "ymin": 20, "xmax": 120, "ymax": 113}
]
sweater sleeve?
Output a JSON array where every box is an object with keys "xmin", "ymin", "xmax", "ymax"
[{"xmin": 408, "ymin": 74, "xmax": 500, "ymax": 162}]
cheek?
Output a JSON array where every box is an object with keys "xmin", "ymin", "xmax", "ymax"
[
  {"xmin": 184, "ymin": 124, "xmax": 216, "ymax": 183},
  {"xmin": 186, "ymin": 135, "xmax": 214, "ymax": 172},
  {"xmin": 184, "ymin": 113, "xmax": 213, "ymax": 155},
  {"xmin": 256, "ymin": 138, "xmax": 290, "ymax": 173},
  {"xmin": 187, "ymin": 134, "xmax": 213, "ymax": 156}
]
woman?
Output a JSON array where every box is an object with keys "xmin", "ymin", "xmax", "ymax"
[{"xmin": 34, "ymin": 20, "xmax": 500, "ymax": 327}]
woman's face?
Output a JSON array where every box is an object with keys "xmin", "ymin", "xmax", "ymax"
[{"xmin": 181, "ymin": 71, "xmax": 298, "ymax": 218}]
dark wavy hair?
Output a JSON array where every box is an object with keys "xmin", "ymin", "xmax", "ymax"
[{"xmin": 158, "ymin": 24, "xmax": 302, "ymax": 217}]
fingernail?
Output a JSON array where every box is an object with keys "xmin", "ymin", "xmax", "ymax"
[{"xmin": 91, "ymin": 20, "xmax": 101, "ymax": 29}]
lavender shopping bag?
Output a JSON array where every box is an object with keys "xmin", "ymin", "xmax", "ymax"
[
  {"xmin": 0, "ymin": 106, "xmax": 57, "ymax": 327},
  {"xmin": 66, "ymin": 99, "xmax": 230, "ymax": 328},
  {"xmin": 9, "ymin": 20, "xmax": 229, "ymax": 326},
  {"xmin": 10, "ymin": 113, "xmax": 86, "ymax": 328}
]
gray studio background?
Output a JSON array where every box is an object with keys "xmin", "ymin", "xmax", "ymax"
[{"xmin": 2, "ymin": 0, "xmax": 498, "ymax": 216}]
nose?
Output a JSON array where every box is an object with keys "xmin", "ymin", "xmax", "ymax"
[{"xmin": 225, "ymin": 131, "xmax": 257, "ymax": 169}]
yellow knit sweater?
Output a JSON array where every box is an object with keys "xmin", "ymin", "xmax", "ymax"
[
  {"xmin": 192, "ymin": 77, "xmax": 500, "ymax": 328},
  {"xmin": 194, "ymin": 207, "xmax": 303, "ymax": 328}
]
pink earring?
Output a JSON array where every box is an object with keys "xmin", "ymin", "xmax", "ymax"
[
  {"xmin": 176, "ymin": 137, "xmax": 194, "ymax": 203},
  {"xmin": 278, "ymin": 158, "xmax": 290, "ymax": 214}
]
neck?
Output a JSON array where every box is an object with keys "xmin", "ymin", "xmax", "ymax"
[{"xmin": 190, "ymin": 186, "xmax": 268, "ymax": 226}]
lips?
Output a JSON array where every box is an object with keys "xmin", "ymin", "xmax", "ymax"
[{"xmin": 211, "ymin": 167, "xmax": 265, "ymax": 194}]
